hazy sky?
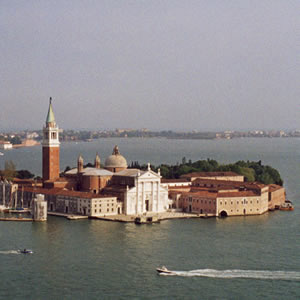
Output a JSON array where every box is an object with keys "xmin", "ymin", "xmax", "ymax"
[{"xmin": 0, "ymin": 0, "xmax": 299, "ymax": 131}]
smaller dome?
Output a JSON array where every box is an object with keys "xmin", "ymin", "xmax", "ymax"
[{"xmin": 105, "ymin": 146, "xmax": 127, "ymax": 169}]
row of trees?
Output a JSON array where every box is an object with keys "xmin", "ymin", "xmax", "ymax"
[
  {"xmin": 129, "ymin": 158, "xmax": 283, "ymax": 185},
  {"xmin": 0, "ymin": 160, "xmax": 35, "ymax": 181},
  {"xmin": 1, "ymin": 158, "xmax": 283, "ymax": 186}
]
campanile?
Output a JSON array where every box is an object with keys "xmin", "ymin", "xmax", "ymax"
[{"xmin": 42, "ymin": 97, "xmax": 60, "ymax": 181}]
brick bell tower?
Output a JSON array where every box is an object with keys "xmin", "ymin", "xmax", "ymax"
[{"xmin": 42, "ymin": 97, "xmax": 60, "ymax": 182}]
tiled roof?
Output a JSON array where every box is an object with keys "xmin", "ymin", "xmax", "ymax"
[
  {"xmin": 21, "ymin": 186, "xmax": 114, "ymax": 199},
  {"xmin": 65, "ymin": 167, "xmax": 113, "ymax": 176},
  {"xmin": 192, "ymin": 178, "xmax": 265, "ymax": 189},
  {"xmin": 268, "ymin": 184, "xmax": 283, "ymax": 192},
  {"xmin": 161, "ymin": 178, "xmax": 191, "ymax": 183},
  {"xmin": 182, "ymin": 190, "xmax": 218, "ymax": 198},
  {"xmin": 217, "ymin": 191, "xmax": 258, "ymax": 198}
]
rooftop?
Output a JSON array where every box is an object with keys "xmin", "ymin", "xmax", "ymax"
[
  {"xmin": 21, "ymin": 186, "xmax": 114, "ymax": 199},
  {"xmin": 65, "ymin": 167, "xmax": 113, "ymax": 176}
]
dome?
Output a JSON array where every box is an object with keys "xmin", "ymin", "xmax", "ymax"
[{"xmin": 105, "ymin": 146, "xmax": 127, "ymax": 169}]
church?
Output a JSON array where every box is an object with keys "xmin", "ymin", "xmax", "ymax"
[{"xmin": 28, "ymin": 98, "xmax": 171, "ymax": 216}]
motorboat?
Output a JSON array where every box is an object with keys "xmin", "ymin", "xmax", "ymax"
[
  {"xmin": 19, "ymin": 249, "xmax": 33, "ymax": 254},
  {"xmin": 135, "ymin": 216, "xmax": 160, "ymax": 225},
  {"xmin": 280, "ymin": 201, "xmax": 294, "ymax": 211},
  {"xmin": 156, "ymin": 266, "xmax": 173, "ymax": 274}
]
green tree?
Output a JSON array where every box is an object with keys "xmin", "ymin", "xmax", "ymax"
[
  {"xmin": 3, "ymin": 160, "xmax": 17, "ymax": 181},
  {"xmin": 9, "ymin": 136, "xmax": 22, "ymax": 145},
  {"xmin": 16, "ymin": 170, "xmax": 35, "ymax": 179},
  {"xmin": 239, "ymin": 167, "xmax": 255, "ymax": 182}
]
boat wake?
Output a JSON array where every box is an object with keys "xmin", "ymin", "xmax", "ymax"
[
  {"xmin": 160, "ymin": 269, "xmax": 300, "ymax": 281},
  {"xmin": 0, "ymin": 250, "xmax": 20, "ymax": 255}
]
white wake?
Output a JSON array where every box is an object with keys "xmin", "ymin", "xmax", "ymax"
[
  {"xmin": 160, "ymin": 269, "xmax": 300, "ymax": 281},
  {"xmin": 0, "ymin": 250, "xmax": 20, "ymax": 255}
]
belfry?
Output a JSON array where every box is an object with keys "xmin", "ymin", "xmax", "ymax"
[{"xmin": 42, "ymin": 97, "xmax": 60, "ymax": 182}]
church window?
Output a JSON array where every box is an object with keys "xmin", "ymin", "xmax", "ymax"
[{"xmin": 95, "ymin": 209, "xmax": 97, "ymax": 213}]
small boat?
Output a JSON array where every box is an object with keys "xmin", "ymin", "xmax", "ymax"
[
  {"xmin": 19, "ymin": 249, "xmax": 33, "ymax": 254},
  {"xmin": 280, "ymin": 201, "xmax": 294, "ymax": 211},
  {"xmin": 156, "ymin": 266, "xmax": 173, "ymax": 274},
  {"xmin": 0, "ymin": 152, "xmax": 4, "ymax": 156},
  {"xmin": 135, "ymin": 216, "xmax": 160, "ymax": 225}
]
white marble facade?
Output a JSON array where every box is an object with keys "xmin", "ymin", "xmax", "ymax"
[{"xmin": 123, "ymin": 168, "xmax": 169, "ymax": 215}]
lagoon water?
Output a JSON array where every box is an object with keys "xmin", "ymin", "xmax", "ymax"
[{"xmin": 0, "ymin": 138, "xmax": 300, "ymax": 299}]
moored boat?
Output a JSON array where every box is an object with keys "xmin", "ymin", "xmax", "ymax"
[
  {"xmin": 280, "ymin": 201, "xmax": 294, "ymax": 211},
  {"xmin": 135, "ymin": 216, "xmax": 160, "ymax": 224}
]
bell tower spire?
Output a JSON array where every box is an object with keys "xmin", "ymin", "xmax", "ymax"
[
  {"xmin": 42, "ymin": 97, "xmax": 60, "ymax": 182},
  {"xmin": 46, "ymin": 97, "xmax": 56, "ymax": 126}
]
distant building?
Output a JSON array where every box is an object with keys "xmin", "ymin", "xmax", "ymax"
[{"xmin": 0, "ymin": 141, "xmax": 13, "ymax": 149}]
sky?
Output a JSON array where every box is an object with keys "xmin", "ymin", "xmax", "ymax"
[{"xmin": 0, "ymin": 0, "xmax": 299, "ymax": 131}]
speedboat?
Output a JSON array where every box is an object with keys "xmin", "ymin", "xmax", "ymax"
[
  {"xmin": 19, "ymin": 249, "xmax": 33, "ymax": 254},
  {"xmin": 156, "ymin": 266, "xmax": 173, "ymax": 274}
]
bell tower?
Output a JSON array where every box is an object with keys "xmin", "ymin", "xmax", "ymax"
[{"xmin": 42, "ymin": 97, "xmax": 60, "ymax": 182}]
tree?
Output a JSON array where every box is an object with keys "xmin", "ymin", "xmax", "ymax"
[
  {"xmin": 17, "ymin": 170, "xmax": 35, "ymax": 179},
  {"xmin": 239, "ymin": 167, "xmax": 255, "ymax": 182},
  {"xmin": 64, "ymin": 166, "xmax": 71, "ymax": 172},
  {"xmin": 3, "ymin": 160, "xmax": 17, "ymax": 181},
  {"xmin": 9, "ymin": 136, "xmax": 22, "ymax": 145}
]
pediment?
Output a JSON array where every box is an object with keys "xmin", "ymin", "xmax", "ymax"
[{"xmin": 139, "ymin": 170, "xmax": 160, "ymax": 179}]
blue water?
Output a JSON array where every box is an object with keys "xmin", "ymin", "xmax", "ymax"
[{"xmin": 0, "ymin": 138, "xmax": 299, "ymax": 299}]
